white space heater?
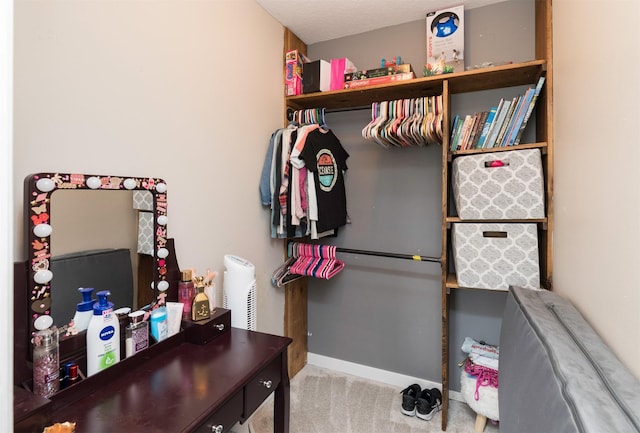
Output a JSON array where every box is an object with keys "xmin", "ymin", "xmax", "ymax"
[{"xmin": 222, "ymin": 254, "xmax": 256, "ymax": 330}]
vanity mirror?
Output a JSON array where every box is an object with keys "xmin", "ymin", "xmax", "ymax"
[{"xmin": 24, "ymin": 173, "xmax": 169, "ymax": 338}]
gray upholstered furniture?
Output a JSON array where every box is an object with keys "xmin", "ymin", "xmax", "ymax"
[{"xmin": 500, "ymin": 286, "xmax": 640, "ymax": 433}]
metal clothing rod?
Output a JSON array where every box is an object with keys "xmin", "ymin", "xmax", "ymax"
[
  {"xmin": 288, "ymin": 241, "xmax": 440, "ymax": 263},
  {"xmin": 335, "ymin": 246, "xmax": 441, "ymax": 263}
]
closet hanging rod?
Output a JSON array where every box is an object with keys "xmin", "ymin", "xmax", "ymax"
[
  {"xmin": 286, "ymin": 105, "xmax": 369, "ymax": 122},
  {"xmin": 335, "ymin": 246, "xmax": 441, "ymax": 263},
  {"xmin": 288, "ymin": 242, "xmax": 441, "ymax": 263}
]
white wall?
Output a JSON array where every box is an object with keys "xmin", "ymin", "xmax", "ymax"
[
  {"xmin": 1, "ymin": 0, "xmax": 13, "ymax": 429},
  {"xmin": 553, "ymin": 0, "xmax": 640, "ymax": 378},
  {"xmin": 13, "ymin": 0, "xmax": 287, "ymax": 343}
]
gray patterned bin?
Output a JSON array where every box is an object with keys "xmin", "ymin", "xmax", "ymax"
[
  {"xmin": 452, "ymin": 223, "xmax": 540, "ymax": 290},
  {"xmin": 452, "ymin": 148, "xmax": 545, "ymax": 219}
]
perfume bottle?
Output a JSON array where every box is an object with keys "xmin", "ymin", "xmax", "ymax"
[
  {"xmin": 178, "ymin": 269, "xmax": 195, "ymax": 319},
  {"xmin": 191, "ymin": 275, "xmax": 211, "ymax": 321},
  {"xmin": 33, "ymin": 316, "xmax": 59, "ymax": 398},
  {"xmin": 125, "ymin": 310, "xmax": 149, "ymax": 358}
]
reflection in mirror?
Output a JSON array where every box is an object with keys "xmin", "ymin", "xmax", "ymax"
[
  {"xmin": 50, "ymin": 190, "xmax": 141, "ymax": 327},
  {"xmin": 25, "ymin": 173, "xmax": 169, "ymax": 338}
]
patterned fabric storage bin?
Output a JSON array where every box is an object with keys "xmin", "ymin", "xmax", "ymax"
[
  {"xmin": 452, "ymin": 148, "xmax": 545, "ymax": 219},
  {"xmin": 452, "ymin": 223, "xmax": 540, "ymax": 290}
]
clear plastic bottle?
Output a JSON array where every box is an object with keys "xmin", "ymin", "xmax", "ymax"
[
  {"xmin": 33, "ymin": 315, "xmax": 59, "ymax": 398},
  {"xmin": 125, "ymin": 310, "xmax": 149, "ymax": 358}
]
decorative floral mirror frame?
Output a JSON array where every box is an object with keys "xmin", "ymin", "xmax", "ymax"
[{"xmin": 24, "ymin": 172, "xmax": 169, "ymax": 337}]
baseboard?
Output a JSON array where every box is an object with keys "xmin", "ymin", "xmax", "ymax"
[{"xmin": 306, "ymin": 352, "xmax": 465, "ymax": 402}]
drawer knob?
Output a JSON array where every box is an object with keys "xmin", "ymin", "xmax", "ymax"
[
  {"xmin": 260, "ymin": 379, "xmax": 273, "ymax": 389},
  {"xmin": 211, "ymin": 424, "xmax": 223, "ymax": 433},
  {"xmin": 214, "ymin": 323, "xmax": 225, "ymax": 331}
]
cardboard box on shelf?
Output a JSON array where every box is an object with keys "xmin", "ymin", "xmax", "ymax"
[
  {"xmin": 285, "ymin": 49, "xmax": 309, "ymax": 96},
  {"xmin": 344, "ymin": 64, "xmax": 413, "ymax": 82},
  {"xmin": 426, "ymin": 5, "xmax": 464, "ymax": 75},
  {"xmin": 343, "ymin": 72, "xmax": 414, "ymax": 89}
]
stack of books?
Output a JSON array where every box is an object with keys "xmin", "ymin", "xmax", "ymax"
[{"xmin": 449, "ymin": 76, "xmax": 546, "ymax": 151}]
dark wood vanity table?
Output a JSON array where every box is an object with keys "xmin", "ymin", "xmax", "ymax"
[
  {"xmin": 17, "ymin": 173, "xmax": 292, "ymax": 432},
  {"xmin": 15, "ymin": 308, "xmax": 292, "ymax": 433}
]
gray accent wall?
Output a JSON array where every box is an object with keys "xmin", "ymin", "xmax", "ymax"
[{"xmin": 306, "ymin": 0, "xmax": 535, "ymax": 391}]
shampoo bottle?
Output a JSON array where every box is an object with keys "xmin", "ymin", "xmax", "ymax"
[
  {"xmin": 86, "ymin": 290, "xmax": 120, "ymax": 377},
  {"xmin": 72, "ymin": 287, "xmax": 94, "ymax": 332}
]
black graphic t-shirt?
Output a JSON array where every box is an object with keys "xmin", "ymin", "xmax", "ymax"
[{"xmin": 299, "ymin": 128, "xmax": 349, "ymax": 233}]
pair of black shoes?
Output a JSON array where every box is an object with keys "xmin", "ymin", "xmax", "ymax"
[{"xmin": 400, "ymin": 384, "xmax": 442, "ymax": 421}]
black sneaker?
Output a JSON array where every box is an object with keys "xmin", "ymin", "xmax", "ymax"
[
  {"xmin": 400, "ymin": 384, "xmax": 421, "ymax": 416},
  {"xmin": 416, "ymin": 387, "xmax": 442, "ymax": 421}
]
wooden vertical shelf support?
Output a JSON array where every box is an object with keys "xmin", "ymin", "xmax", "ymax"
[{"xmin": 282, "ymin": 27, "xmax": 309, "ymax": 379}]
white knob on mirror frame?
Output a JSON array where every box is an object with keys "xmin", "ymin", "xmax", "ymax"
[
  {"xmin": 123, "ymin": 178, "xmax": 137, "ymax": 190},
  {"xmin": 86, "ymin": 176, "xmax": 102, "ymax": 189},
  {"xmin": 33, "ymin": 223, "xmax": 52, "ymax": 238},
  {"xmin": 157, "ymin": 248, "xmax": 169, "ymax": 259},
  {"xmin": 34, "ymin": 269, "xmax": 53, "ymax": 285},
  {"xmin": 155, "ymin": 182, "xmax": 167, "ymax": 193},
  {"xmin": 157, "ymin": 215, "xmax": 168, "ymax": 226},
  {"xmin": 34, "ymin": 314, "xmax": 54, "ymax": 331},
  {"xmin": 35, "ymin": 178, "xmax": 55, "ymax": 192},
  {"xmin": 157, "ymin": 280, "xmax": 169, "ymax": 291}
]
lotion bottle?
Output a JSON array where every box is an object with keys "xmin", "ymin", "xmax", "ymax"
[
  {"xmin": 72, "ymin": 287, "xmax": 94, "ymax": 332},
  {"xmin": 86, "ymin": 290, "xmax": 120, "ymax": 377}
]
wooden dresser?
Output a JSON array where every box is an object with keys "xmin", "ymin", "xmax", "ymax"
[{"xmin": 15, "ymin": 310, "xmax": 291, "ymax": 433}]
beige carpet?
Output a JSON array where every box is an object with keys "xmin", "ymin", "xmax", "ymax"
[{"xmin": 249, "ymin": 364, "xmax": 499, "ymax": 433}]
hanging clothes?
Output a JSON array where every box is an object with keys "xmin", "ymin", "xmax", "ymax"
[
  {"xmin": 298, "ymin": 128, "xmax": 349, "ymax": 233},
  {"xmin": 260, "ymin": 108, "xmax": 348, "ymax": 240}
]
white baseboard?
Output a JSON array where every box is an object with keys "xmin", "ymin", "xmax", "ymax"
[{"xmin": 306, "ymin": 352, "xmax": 464, "ymax": 402}]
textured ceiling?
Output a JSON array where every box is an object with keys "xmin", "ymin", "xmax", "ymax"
[{"xmin": 256, "ymin": 0, "xmax": 509, "ymax": 45}]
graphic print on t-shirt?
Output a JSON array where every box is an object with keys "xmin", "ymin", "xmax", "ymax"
[{"xmin": 316, "ymin": 149, "xmax": 338, "ymax": 192}]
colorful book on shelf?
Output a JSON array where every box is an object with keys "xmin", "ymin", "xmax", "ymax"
[
  {"xmin": 343, "ymin": 72, "xmax": 414, "ymax": 89},
  {"xmin": 471, "ymin": 111, "xmax": 489, "ymax": 148},
  {"xmin": 504, "ymin": 87, "xmax": 535, "ymax": 146},
  {"xmin": 476, "ymin": 107, "xmax": 497, "ymax": 148},
  {"xmin": 450, "ymin": 115, "xmax": 464, "ymax": 150},
  {"xmin": 450, "ymin": 115, "xmax": 461, "ymax": 150},
  {"xmin": 495, "ymin": 96, "xmax": 520, "ymax": 147},
  {"xmin": 484, "ymin": 98, "xmax": 511, "ymax": 148},
  {"xmin": 459, "ymin": 114, "xmax": 475, "ymax": 150},
  {"xmin": 513, "ymin": 76, "xmax": 546, "ymax": 145},
  {"xmin": 455, "ymin": 115, "xmax": 472, "ymax": 150},
  {"xmin": 466, "ymin": 112, "xmax": 484, "ymax": 150}
]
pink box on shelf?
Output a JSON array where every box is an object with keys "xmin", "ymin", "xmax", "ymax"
[
  {"xmin": 285, "ymin": 49, "xmax": 309, "ymax": 96},
  {"xmin": 330, "ymin": 58, "xmax": 357, "ymax": 91}
]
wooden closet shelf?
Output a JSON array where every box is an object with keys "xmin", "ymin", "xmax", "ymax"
[
  {"xmin": 445, "ymin": 273, "xmax": 510, "ymax": 292},
  {"xmin": 445, "ymin": 217, "xmax": 548, "ymax": 225},
  {"xmin": 450, "ymin": 142, "xmax": 548, "ymax": 157},
  {"xmin": 286, "ymin": 60, "xmax": 546, "ymax": 111}
]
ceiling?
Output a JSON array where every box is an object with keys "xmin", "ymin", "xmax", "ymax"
[{"xmin": 255, "ymin": 0, "xmax": 508, "ymax": 45}]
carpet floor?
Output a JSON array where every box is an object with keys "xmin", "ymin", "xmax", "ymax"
[{"xmin": 247, "ymin": 364, "xmax": 499, "ymax": 433}]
